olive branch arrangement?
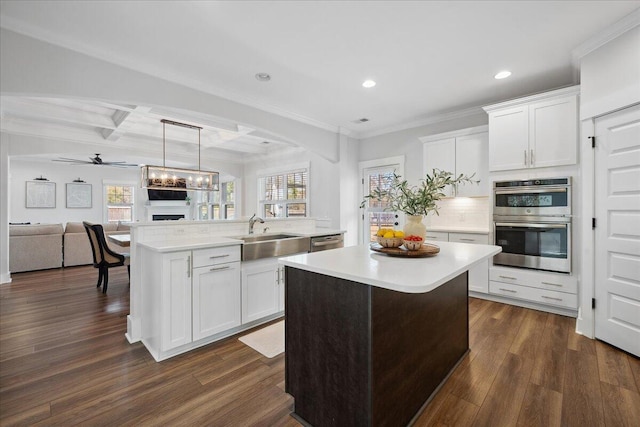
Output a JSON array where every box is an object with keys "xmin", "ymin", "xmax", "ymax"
[{"xmin": 360, "ymin": 169, "xmax": 477, "ymax": 216}]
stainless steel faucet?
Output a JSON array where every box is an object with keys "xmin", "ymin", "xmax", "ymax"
[{"xmin": 248, "ymin": 214, "xmax": 265, "ymax": 234}]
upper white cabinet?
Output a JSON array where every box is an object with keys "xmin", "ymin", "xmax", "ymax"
[
  {"xmin": 483, "ymin": 86, "xmax": 579, "ymax": 171},
  {"xmin": 421, "ymin": 126, "xmax": 489, "ymax": 197}
]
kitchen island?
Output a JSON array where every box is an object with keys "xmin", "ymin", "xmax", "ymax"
[{"xmin": 280, "ymin": 241, "xmax": 501, "ymax": 427}]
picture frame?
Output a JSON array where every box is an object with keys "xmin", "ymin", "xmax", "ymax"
[
  {"xmin": 26, "ymin": 181, "xmax": 56, "ymax": 208},
  {"xmin": 66, "ymin": 182, "xmax": 92, "ymax": 208}
]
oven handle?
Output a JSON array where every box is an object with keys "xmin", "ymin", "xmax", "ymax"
[
  {"xmin": 495, "ymin": 222, "xmax": 568, "ymax": 229},
  {"xmin": 494, "ymin": 187, "xmax": 568, "ymax": 195}
]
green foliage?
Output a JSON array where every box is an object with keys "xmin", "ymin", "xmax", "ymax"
[{"xmin": 360, "ymin": 169, "xmax": 476, "ymax": 216}]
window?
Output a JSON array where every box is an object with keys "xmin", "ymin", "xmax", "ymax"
[
  {"xmin": 209, "ymin": 181, "xmax": 236, "ymax": 220},
  {"xmin": 259, "ymin": 167, "xmax": 308, "ymax": 218},
  {"xmin": 104, "ymin": 184, "xmax": 134, "ymax": 223}
]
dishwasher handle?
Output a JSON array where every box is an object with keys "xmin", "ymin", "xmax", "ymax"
[{"xmin": 312, "ymin": 239, "xmax": 343, "ymax": 247}]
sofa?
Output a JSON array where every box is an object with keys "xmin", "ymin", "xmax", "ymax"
[
  {"xmin": 63, "ymin": 222, "xmax": 130, "ymax": 267},
  {"xmin": 9, "ymin": 223, "xmax": 64, "ymax": 273}
]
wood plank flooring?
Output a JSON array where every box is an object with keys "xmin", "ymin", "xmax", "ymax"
[{"xmin": 1, "ymin": 266, "xmax": 638, "ymax": 426}]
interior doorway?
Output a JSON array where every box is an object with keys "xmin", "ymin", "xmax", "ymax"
[{"xmin": 593, "ymin": 103, "xmax": 640, "ymax": 357}]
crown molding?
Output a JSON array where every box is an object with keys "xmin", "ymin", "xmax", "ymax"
[
  {"xmin": 482, "ymin": 85, "xmax": 580, "ymax": 113},
  {"xmin": 571, "ymin": 7, "xmax": 640, "ymax": 69},
  {"xmin": 418, "ymin": 125, "xmax": 488, "ymax": 144},
  {"xmin": 0, "ymin": 19, "xmax": 342, "ymax": 135},
  {"xmin": 354, "ymin": 106, "xmax": 485, "ymax": 140}
]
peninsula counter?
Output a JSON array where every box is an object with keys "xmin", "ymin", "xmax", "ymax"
[{"xmin": 280, "ymin": 241, "xmax": 501, "ymax": 427}]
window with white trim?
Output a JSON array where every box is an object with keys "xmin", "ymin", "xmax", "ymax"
[
  {"xmin": 209, "ymin": 181, "xmax": 235, "ymax": 220},
  {"xmin": 259, "ymin": 167, "xmax": 308, "ymax": 218},
  {"xmin": 104, "ymin": 183, "xmax": 135, "ymax": 223}
]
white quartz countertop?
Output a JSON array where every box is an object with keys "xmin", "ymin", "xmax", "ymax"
[
  {"xmin": 138, "ymin": 236, "xmax": 242, "ymax": 252},
  {"xmin": 279, "ymin": 241, "xmax": 501, "ymax": 294}
]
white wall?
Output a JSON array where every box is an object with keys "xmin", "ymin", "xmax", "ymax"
[
  {"xmin": 0, "ymin": 138, "xmax": 10, "ymax": 283},
  {"xmin": 580, "ymin": 25, "xmax": 640, "ymax": 119},
  {"xmin": 242, "ymin": 146, "xmax": 342, "ymax": 229},
  {"xmin": 9, "ymin": 157, "xmax": 141, "ymax": 225},
  {"xmin": 577, "ymin": 23, "xmax": 640, "ymax": 338}
]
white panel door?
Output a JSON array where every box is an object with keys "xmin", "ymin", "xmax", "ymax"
[
  {"xmin": 424, "ymin": 138, "xmax": 456, "ymax": 197},
  {"xmin": 455, "ymin": 132, "xmax": 489, "ymax": 197},
  {"xmin": 594, "ymin": 104, "xmax": 640, "ymax": 357},
  {"xmin": 192, "ymin": 262, "xmax": 241, "ymax": 341}
]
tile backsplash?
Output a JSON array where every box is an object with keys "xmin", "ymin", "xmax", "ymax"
[{"xmin": 424, "ymin": 197, "xmax": 490, "ymax": 229}]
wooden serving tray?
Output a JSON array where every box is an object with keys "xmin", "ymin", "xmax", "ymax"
[{"xmin": 370, "ymin": 243, "xmax": 440, "ymax": 257}]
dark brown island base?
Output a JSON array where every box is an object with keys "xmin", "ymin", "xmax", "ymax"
[{"xmin": 280, "ymin": 242, "xmax": 501, "ymax": 427}]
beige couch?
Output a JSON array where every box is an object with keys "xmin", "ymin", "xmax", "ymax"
[
  {"xmin": 63, "ymin": 222, "xmax": 130, "ymax": 267},
  {"xmin": 9, "ymin": 224, "xmax": 64, "ymax": 273}
]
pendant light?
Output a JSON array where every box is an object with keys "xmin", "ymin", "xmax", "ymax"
[{"xmin": 141, "ymin": 119, "xmax": 219, "ymax": 192}]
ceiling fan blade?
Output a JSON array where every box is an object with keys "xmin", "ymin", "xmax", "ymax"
[{"xmin": 53, "ymin": 158, "xmax": 90, "ymax": 163}]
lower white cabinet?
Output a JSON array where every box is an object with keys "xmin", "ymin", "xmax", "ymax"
[
  {"xmin": 241, "ymin": 258, "xmax": 284, "ymax": 323},
  {"xmin": 192, "ymin": 262, "xmax": 241, "ymax": 341},
  {"xmin": 141, "ymin": 244, "xmax": 242, "ymax": 359},
  {"xmin": 426, "ymin": 231, "xmax": 490, "ymax": 293}
]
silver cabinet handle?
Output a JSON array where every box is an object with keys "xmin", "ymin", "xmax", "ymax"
[
  {"xmin": 459, "ymin": 238, "xmax": 476, "ymax": 242},
  {"xmin": 530, "ymin": 149, "xmax": 534, "ymax": 166},
  {"xmin": 499, "ymin": 275, "xmax": 517, "ymax": 280},
  {"xmin": 187, "ymin": 255, "xmax": 191, "ymax": 278},
  {"xmin": 541, "ymin": 281, "xmax": 562, "ymax": 287},
  {"xmin": 542, "ymin": 295, "xmax": 562, "ymax": 301},
  {"xmin": 499, "ymin": 288, "xmax": 517, "ymax": 293},
  {"xmin": 209, "ymin": 265, "xmax": 230, "ymax": 272},
  {"xmin": 210, "ymin": 254, "xmax": 230, "ymax": 259},
  {"xmin": 524, "ymin": 149, "xmax": 528, "ymax": 166},
  {"xmin": 276, "ymin": 267, "xmax": 280, "ymax": 283}
]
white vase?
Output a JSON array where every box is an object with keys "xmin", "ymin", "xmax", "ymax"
[{"xmin": 403, "ymin": 215, "xmax": 426, "ymax": 240}]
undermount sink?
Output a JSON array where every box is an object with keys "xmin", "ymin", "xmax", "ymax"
[{"xmin": 231, "ymin": 233, "xmax": 311, "ymax": 261}]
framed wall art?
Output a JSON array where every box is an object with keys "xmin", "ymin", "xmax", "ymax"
[
  {"xmin": 26, "ymin": 181, "xmax": 56, "ymax": 208},
  {"xmin": 66, "ymin": 182, "xmax": 92, "ymax": 208}
]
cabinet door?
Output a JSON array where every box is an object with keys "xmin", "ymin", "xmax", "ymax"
[
  {"xmin": 468, "ymin": 261, "xmax": 489, "ymax": 294},
  {"xmin": 192, "ymin": 262, "xmax": 241, "ymax": 341},
  {"xmin": 488, "ymin": 106, "xmax": 529, "ymax": 171},
  {"xmin": 161, "ymin": 251, "xmax": 192, "ymax": 352},
  {"xmin": 455, "ymin": 132, "xmax": 488, "ymax": 197},
  {"xmin": 529, "ymin": 95, "xmax": 577, "ymax": 168},
  {"xmin": 241, "ymin": 258, "xmax": 280, "ymax": 323},
  {"xmin": 424, "ymin": 138, "xmax": 456, "ymax": 197}
]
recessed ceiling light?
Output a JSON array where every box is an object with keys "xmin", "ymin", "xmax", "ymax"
[
  {"xmin": 494, "ymin": 70, "xmax": 512, "ymax": 80},
  {"xmin": 255, "ymin": 73, "xmax": 271, "ymax": 82},
  {"xmin": 362, "ymin": 80, "xmax": 376, "ymax": 88}
]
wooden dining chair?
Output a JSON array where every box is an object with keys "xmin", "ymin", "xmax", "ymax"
[{"xmin": 83, "ymin": 221, "xmax": 130, "ymax": 294}]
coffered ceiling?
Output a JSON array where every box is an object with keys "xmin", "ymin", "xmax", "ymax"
[{"xmin": 1, "ymin": 1, "xmax": 639, "ymax": 164}]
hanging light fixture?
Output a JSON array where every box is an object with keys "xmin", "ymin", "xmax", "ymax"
[{"xmin": 141, "ymin": 119, "xmax": 219, "ymax": 191}]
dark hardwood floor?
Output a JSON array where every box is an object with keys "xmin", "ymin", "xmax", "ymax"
[{"xmin": 1, "ymin": 266, "xmax": 638, "ymax": 426}]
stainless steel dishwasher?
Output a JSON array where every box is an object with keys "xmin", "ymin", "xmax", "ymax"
[{"xmin": 309, "ymin": 234, "xmax": 344, "ymax": 252}]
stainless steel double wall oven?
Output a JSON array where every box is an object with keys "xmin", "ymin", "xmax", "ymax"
[{"xmin": 493, "ymin": 177, "xmax": 572, "ymax": 274}]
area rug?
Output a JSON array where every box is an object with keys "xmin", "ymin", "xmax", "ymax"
[{"xmin": 238, "ymin": 320, "xmax": 284, "ymax": 358}]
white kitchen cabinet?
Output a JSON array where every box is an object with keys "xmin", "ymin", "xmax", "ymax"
[
  {"xmin": 159, "ymin": 250, "xmax": 193, "ymax": 352},
  {"xmin": 425, "ymin": 231, "xmax": 450, "ymax": 242},
  {"xmin": 484, "ymin": 86, "xmax": 578, "ymax": 171},
  {"xmin": 192, "ymin": 261, "xmax": 241, "ymax": 341},
  {"xmin": 242, "ymin": 257, "xmax": 282, "ymax": 323},
  {"xmin": 140, "ymin": 244, "xmax": 242, "ymax": 360},
  {"xmin": 421, "ymin": 126, "xmax": 489, "ymax": 197}
]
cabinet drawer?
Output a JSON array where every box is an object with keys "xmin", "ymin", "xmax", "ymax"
[
  {"xmin": 489, "ymin": 281, "xmax": 577, "ymax": 309},
  {"xmin": 192, "ymin": 245, "xmax": 241, "ymax": 268},
  {"xmin": 490, "ymin": 266, "xmax": 577, "ymax": 294},
  {"xmin": 449, "ymin": 233, "xmax": 489, "ymax": 245},
  {"xmin": 425, "ymin": 231, "xmax": 449, "ymax": 242}
]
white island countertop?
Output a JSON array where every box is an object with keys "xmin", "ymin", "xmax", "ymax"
[
  {"xmin": 280, "ymin": 241, "xmax": 501, "ymax": 294},
  {"xmin": 138, "ymin": 236, "xmax": 242, "ymax": 252}
]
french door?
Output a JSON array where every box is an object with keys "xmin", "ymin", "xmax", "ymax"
[
  {"xmin": 594, "ymin": 104, "xmax": 640, "ymax": 357},
  {"xmin": 362, "ymin": 165, "xmax": 403, "ymax": 243}
]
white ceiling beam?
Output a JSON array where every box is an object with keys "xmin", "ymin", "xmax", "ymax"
[
  {"xmin": 1, "ymin": 97, "xmax": 117, "ymax": 129},
  {"xmin": 101, "ymin": 105, "xmax": 152, "ymax": 141}
]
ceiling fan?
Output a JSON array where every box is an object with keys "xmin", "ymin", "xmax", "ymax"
[{"xmin": 53, "ymin": 154, "xmax": 139, "ymax": 168}]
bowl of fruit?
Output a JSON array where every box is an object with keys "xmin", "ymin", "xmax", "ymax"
[
  {"xmin": 403, "ymin": 235, "xmax": 424, "ymax": 250},
  {"xmin": 376, "ymin": 228, "xmax": 404, "ymax": 248}
]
